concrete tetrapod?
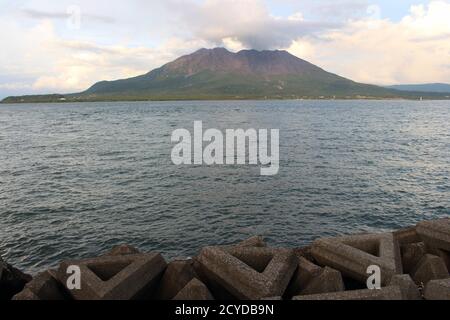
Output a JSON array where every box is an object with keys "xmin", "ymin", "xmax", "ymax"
[
  {"xmin": 57, "ymin": 253, "xmax": 166, "ymax": 300},
  {"xmin": 311, "ymin": 233, "xmax": 402, "ymax": 286},
  {"xmin": 195, "ymin": 246, "xmax": 296, "ymax": 300},
  {"xmin": 416, "ymin": 218, "xmax": 450, "ymax": 251}
]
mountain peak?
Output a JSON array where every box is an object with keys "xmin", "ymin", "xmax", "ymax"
[
  {"xmin": 194, "ymin": 47, "xmax": 231, "ymax": 54},
  {"xmin": 196, "ymin": 47, "xmax": 291, "ymax": 56},
  {"xmin": 162, "ymin": 47, "xmax": 316, "ymax": 76},
  {"xmin": 237, "ymin": 48, "xmax": 289, "ymax": 54}
]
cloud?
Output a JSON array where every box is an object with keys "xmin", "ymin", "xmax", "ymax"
[
  {"xmin": 168, "ymin": 0, "xmax": 340, "ymax": 50},
  {"xmin": 28, "ymin": 37, "xmax": 208, "ymax": 92},
  {"xmin": 22, "ymin": 8, "xmax": 116, "ymax": 24},
  {"xmin": 287, "ymin": 1, "xmax": 450, "ymax": 85},
  {"xmin": 1, "ymin": 0, "xmax": 449, "ymax": 98},
  {"xmin": 0, "ymin": 82, "xmax": 32, "ymax": 90},
  {"xmin": 310, "ymin": 0, "xmax": 371, "ymax": 20},
  {"xmin": 0, "ymin": 16, "xmax": 208, "ymax": 95},
  {"xmin": 22, "ymin": 8, "xmax": 70, "ymax": 19}
]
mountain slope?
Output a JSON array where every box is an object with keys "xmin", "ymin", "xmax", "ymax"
[
  {"xmin": 82, "ymin": 48, "xmax": 399, "ymax": 99},
  {"xmin": 2, "ymin": 48, "xmax": 449, "ymax": 103},
  {"xmin": 387, "ymin": 83, "xmax": 450, "ymax": 93}
]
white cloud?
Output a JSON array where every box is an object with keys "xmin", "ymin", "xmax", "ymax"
[
  {"xmin": 0, "ymin": 0, "xmax": 449, "ymax": 97},
  {"xmin": 287, "ymin": 0, "xmax": 450, "ymax": 85},
  {"xmin": 222, "ymin": 37, "xmax": 246, "ymax": 52},
  {"xmin": 0, "ymin": 83, "xmax": 32, "ymax": 90},
  {"xmin": 0, "ymin": 16, "xmax": 208, "ymax": 94},
  {"xmin": 288, "ymin": 12, "xmax": 304, "ymax": 22}
]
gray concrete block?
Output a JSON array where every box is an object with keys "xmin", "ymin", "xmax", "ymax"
[
  {"xmin": 424, "ymin": 278, "xmax": 450, "ymax": 300},
  {"xmin": 58, "ymin": 253, "xmax": 166, "ymax": 300},
  {"xmin": 417, "ymin": 218, "xmax": 450, "ymax": 251},
  {"xmin": 394, "ymin": 227, "xmax": 421, "ymax": 245},
  {"xmin": 236, "ymin": 236, "xmax": 267, "ymax": 248},
  {"xmin": 300, "ymin": 267, "xmax": 345, "ymax": 295},
  {"xmin": 103, "ymin": 245, "xmax": 141, "ymax": 256},
  {"xmin": 293, "ymin": 286, "xmax": 404, "ymax": 300},
  {"xmin": 286, "ymin": 256, "xmax": 322, "ymax": 297},
  {"xmin": 173, "ymin": 278, "xmax": 214, "ymax": 300},
  {"xmin": 411, "ymin": 254, "xmax": 449, "ymax": 286},
  {"xmin": 293, "ymin": 246, "xmax": 314, "ymax": 262},
  {"xmin": 389, "ymin": 274, "xmax": 421, "ymax": 300},
  {"xmin": 311, "ymin": 233, "xmax": 402, "ymax": 286},
  {"xmin": 426, "ymin": 246, "xmax": 450, "ymax": 271},
  {"xmin": 225, "ymin": 246, "xmax": 275, "ymax": 273},
  {"xmin": 401, "ymin": 242, "xmax": 427, "ymax": 274},
  {"xmin": 195, "ymin": 246, "xmax": 296, "ymax": 300},
  {"xmin": 436, "ymin": 249, "xmax": 450, "ymax": 271},
  {"xmin": 156, "ymin": 259, "xmax": 197, "ymax": 300},
  {"xmin": 12, "ymin": 288, "xmax": 40, "ymax": 300},
  {"xmin": 13, "ymin": 270, "xmax": 68, "ymax": 300}
]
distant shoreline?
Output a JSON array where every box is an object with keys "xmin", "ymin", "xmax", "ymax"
[{"xmin": 2, "ymin": 96, "xmax": 450, "ymax": 104}]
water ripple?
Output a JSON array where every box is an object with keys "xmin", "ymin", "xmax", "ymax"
[{"xmin": 0, "ymin": 100, "xmax": 449, "ymax": 274}]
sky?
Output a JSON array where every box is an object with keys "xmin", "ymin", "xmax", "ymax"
[{"xmin": 1, "ymin": 0, "xmax": 449, "ymax": 99}]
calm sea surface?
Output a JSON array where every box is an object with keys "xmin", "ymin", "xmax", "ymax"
[{"xmin": 0, "ymin": 100, "xmax": 449, "ymax": 273}]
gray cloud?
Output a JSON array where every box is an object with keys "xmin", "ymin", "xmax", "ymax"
[
  {"xmin": 213, "ymin": 19, "xmax": 341, "ymax": 50},
  {"xmin": 22, "ymin": 8, "xmax": 115, "ymax": 24},
  {"xmin": 166, "ymin": 0, "xmax": 341, "ymax": 50},
  {"xmin": 310, "ymin": 0, "xmax": 371, "ymax": 20}
]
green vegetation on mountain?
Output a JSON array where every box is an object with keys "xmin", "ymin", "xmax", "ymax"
[
  {"xmin": 387, "ymin": 83, "xmax": 450, "ymax": 93},
  {"xmin": 2, "ymin": 48, "xmax": 449, "ymax": 103}
]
